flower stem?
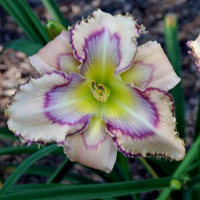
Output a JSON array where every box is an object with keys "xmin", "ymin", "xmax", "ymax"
[
  {"xmin": 138, "ymin": 158, "xmax": 159, "ymax": 179},
  {"xmin": 156, "ymin": 133, "xmax": 200, "ymax": 200}
]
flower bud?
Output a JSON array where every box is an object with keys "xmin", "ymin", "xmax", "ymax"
[
  {"xmin": 45, "ymin": 20, "xmax": 67, "ymax": 40},
  {"xmin": 170, "ymin": 179, "xmax": 181, "ymax": 191}
]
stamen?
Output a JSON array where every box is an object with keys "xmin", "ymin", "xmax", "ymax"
[{"xmin": 89, "ymin": 80, "xmax": 110, "ymax": 102}]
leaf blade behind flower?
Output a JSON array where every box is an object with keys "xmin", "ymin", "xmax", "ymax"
[
  {"xmin": 0, "ymin": 127, "xmax": 17, "ymax": 141},
  {"xmin": 164, "ymin": 13, "xmax": 185, "ymax": 138},
  {"xmin": 0, "ymin": 0, "xmax": 48, "ymax": 44},
  {"xmin": 0, "ymin": 178, "xmax": 172, "ymax": 200},
  {"xmin": 0, "ymin": 144, "xmax": 58, "ymax": 195},
  {"xmin": 41, "ymin": 0, "xmax": 69, "ymax": 28},
  {"xmin": 2, "ymin": 39, "xmax": 43, "ymax": 56}
]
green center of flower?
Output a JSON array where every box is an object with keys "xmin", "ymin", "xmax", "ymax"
[{"xmin": 89, "ymin": 80, "xmax": 110, "ymax": 102}]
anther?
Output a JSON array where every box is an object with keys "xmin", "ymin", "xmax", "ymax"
[{"xmin": 89, "ymin": 81, "xmax": 110, "ymax": 102}]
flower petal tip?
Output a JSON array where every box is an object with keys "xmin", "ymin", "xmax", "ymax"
[
  {"xmin": 104, "ymin": 87, "xmax": 185, "ymax": 162},
  {"xmin": 187, "ymin": 34, "xmax": 200, "ymax": 72},
  {"xmin": 135, "ymin": 23, "xmax": 147, "ymax": 36},
  {"xmin": 6, "ymin": 72, "xmax": 92, "ymax": 146},
  {"xmin": 121, "ymin": 41, "xmax": 180, "ymax": 91},
  {"xmin": 69, "ymin": 9, "xmax": 142, "ymax": 74},
  {"xmin": 64, "ymin": 117, "xmax": 117, "ymax": 173},
  {"xmin": 29, "ymin": 31, "xmax": 79, "ymax": 74}
]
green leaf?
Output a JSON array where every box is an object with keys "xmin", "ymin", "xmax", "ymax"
[
  {"xmin": 0, "ymin": 146, "xmax": 129, "ymax": 184},
  {"xmin": 0, "ymin": 165, "xmax": 54, "ymax": 179},
  {"xmin": 146, "ymin": 158, "xmax": 176, "ymax": 176},
  {"xmin": 89, "ymin": 165, "xmax": 121, "ymax": 183},
  {"xmin": 157, "ymin": 133, "xmax": 200, "ymax": 200},
  {"xmin": 47, "ymin": 159, "xmax": 72, "ymax": 183},
  {"xmin": 0, "ymin": 144, "xmax": 58, "ymax": 195},
  {"xmin": 16, "ymin": 0, "xmax": 49, "ymax": 44},
  {"xmin": 0, "ymin": 145, "xmax": 62, "ymax": 156},
  {"xmin": 41, "ymin": 0, "xmax": 69, "ymax": 28},
  {"xmin": 7, "ymin": 183, "xmax": 64, "ymax": 194},
  {"xmin": 0, "ymin": 178, "xmax": 172, "ymax": 200},
  {"xmin": 0, "ymin": 0, "xmax": 39, "ymax": 42},
  {"xmin": 3, "ymin": 39, "xmax": 43, "ymax": 56},
  {"xmin": 0, "ymin": 0, "xmax": 48, "ymax": 44},
  {"xmin": 0, "ymin": 127, "xmax": 17, "ymax": 141},
  {"xmin": 193, "ymin": 184, "xmax": 200, "ymax": 191},
  {"xmin": 1, "ymin": 165, "xmax": 96, "ymax": 185},
  {"xmin": 164, "ymin": 13, "xmax": 185, "ymax": 138},
  {"xmin": 187, "ymin": 174, "xmax": 200, "ymax": 190},
  {"xmin": 117, "ymin": 152, "xmax": 131, "ymax": 181}
]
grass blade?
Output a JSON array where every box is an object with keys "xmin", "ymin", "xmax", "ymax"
[
  {"xmin": 1, "ymin": 165, "xmax": 96, "ymax": 185},
  {"xmin": 3, "ymin": 39, "xmax": 43, "ymax": 56},
  {"xmin": 0, "ymin": 146, "xmax": 131, "ymax": 184},
  {"xmin": 0, "ymin": 0, "xmax": 48, "ymax": 44},
  {"xmin": 0, "ymin": 144, "xmax": 58, "ymax": 195},
  {"xmin": 47, "ymin": 159, "xmax": 71, "ymax": 183},
  {"xmin": 117, "ymin": 153, "xmax": 131, "ymax": 181},
  {"xmin": 164, "ymin": 13, "xmax": 185, "ymax": 138},
  {"xmin": 16, "ymin": 0, "xmax": 49, "ymax": 44},
  {"xmin": 0, "ymin": 178, "xmax": 172, "ymax": 200},
  {"xmin": 0, "ymin": 0, "xmax": 39, "ymax": 42},
  {"xmin": 0, "ymin": 165, "xmax": 54, "ymax": 179},
  {"xmin": 157, "ymin": 132, "xmax": 200, "ymax": 200},
  {"xmin": 0, "ymin": 146, "xmax": 62, "ymax": 156},
  {"xmin": 41, "ymin": 0, "xmax": 69, "ymax": 27},
  {"xmin": 0, "ymin": 127, "xmax": 17, "ymax": 141},
  {"xmin": 8, "ymin": 183, "xmax": 64, "ymax": 194}
]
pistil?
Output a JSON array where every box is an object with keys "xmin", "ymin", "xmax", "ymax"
[{"xmin": 89, "ymin": 80, "xmax": 110, "ymax": 102}]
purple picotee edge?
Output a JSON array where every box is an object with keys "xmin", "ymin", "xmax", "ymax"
[
  {"xmin": 106, "ymin": 124, "xmax": 154, "ymax": 140},
  {"xmin": 79, "ymin": 28, "xmax": 122, "ymax": 75},
  {"xmin": 135, "ymin": 87, "xmax": 160, "ymax": 127},
  {"xmin": 7, "ymin": 71, "xmax": 90, "ymax": 146},
  {"xmin": 104, "ymin": 87, "xmax": 175, "ymax": 141},
  {"xmin": 106, "ymin": 87, "xmax": 175, "ymax": 160},
  {"xmin": 186, "ymin": 41, "xmax": 200, "ymax": 72},
  {"xmin": 5, "ymin": 72, "xmax": 63, "ymax": 114},
  {"xmin": 69, "ymin": 17, "xmax": 138, "ymax": 75},
  {"xmin": 6, "ymin": 73, "xmax": 43, "ymax": 112},
  {"xmin": 46, "ymin": 70, "xmax": 70, "ymax": 79},
  {"xmin": 104, "ymin": 86, "xmax": 160, "ymax": 140},
  {"xmin": 43, "ymin": 72, "xmax": 90, "ymax": 126},
  {"xmin": 13, "ymin": 116, "xmax": 91, "ymax": 147},
  {"xmin": 14, "ymin": 132, "xmax": 65, "ymax": 146},
  {"xmin": 69, "ymin": 21, "xmax": 82, "ymax": 61},
  {"xmin": 113, "ymin": 135, "xmax": 172, "ymax": 160},
  {"xmin": 133, "ymin": 87, "xmax": 175, "ymax": 124},
  {"xmin": 146, "ymin": 87, "xmax": 175, "ymax": 114},
  {"xmin": 43, "ymin": 72, "xmax": 92, "ymax": 142}
]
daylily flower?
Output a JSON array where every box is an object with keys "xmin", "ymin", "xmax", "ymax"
[
  {"xmin": 187, "ymin": 33, "xmax": 200, "ymax": 72},
  {"xmin": 6, "ymin": 9, "xmax": 185, "ymax": 173}
]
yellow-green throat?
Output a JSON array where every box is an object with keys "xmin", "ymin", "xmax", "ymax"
[{"xmin": 89, "ymin": 80, "xmax": 110, "ymax": 102}]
